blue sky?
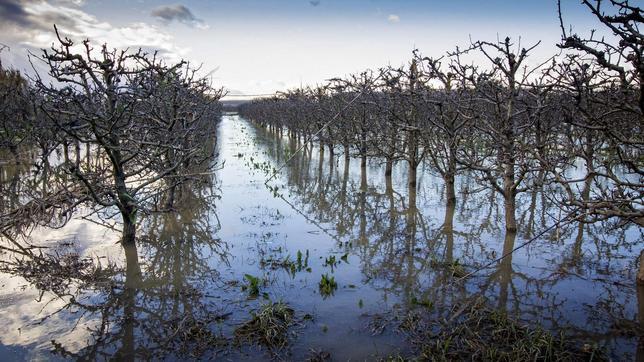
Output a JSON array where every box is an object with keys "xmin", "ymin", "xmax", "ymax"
[{"xmin": 0, "ymin": 0, "xmax": 628, "ymax": 96}]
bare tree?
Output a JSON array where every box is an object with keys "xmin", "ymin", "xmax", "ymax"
[
  {"xmin": 556, "ymin": 0, "xmax": 643, "ymax": 223},
  {"xmin": 456, "ymin": 37, "xmax": 554, "ymax": 232},
  {"xmin": 558, "ymin": 0, "xmax": 643, "ymax": 283},
  {"xmin": 34, "ymin": 27, "xmax": 221, "ymax": 245},
  {"xmin": 414, "ymin": 50, "xmax": 473, "ymax": 204},
  {"xmin": 0, "ymin": 53, "xmax": 31, "ymax": 166},
  {"xmin": 137, "ymin": 65, "xmax": 223, "ymax": 210}
]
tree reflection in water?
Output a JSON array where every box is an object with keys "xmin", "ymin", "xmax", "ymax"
[
  {"xmin": 254, "ymin": 124, "xmax": 643, "ymax": 359},
  {"xmin": 0, "ymin": 118, "xmax": 641, "ymax": 359},
  {"xmin": 0, "ymin": 169, "xmax": 230, "ymax": 360}
]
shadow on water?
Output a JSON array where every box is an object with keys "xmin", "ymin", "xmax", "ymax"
[{"xmin": 0, "ymin": 114, "xmax": 641, "ymax": 360}]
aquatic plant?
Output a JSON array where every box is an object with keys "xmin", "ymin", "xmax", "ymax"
[
  {"xmin": 319, "ymin": 273, "xmax": 337, "ymax": 297},
  {"xmin": 242, "ymin": 274, "xmax": 262, "ymax": 297},
  {"xmin": 234, "ymin": 301, "xmax": 295, "ymax": 350},
  {"xmin": 323, "ymin": 255, "xmax": 337, "ymax": 268},
  {"xmin": 296, "ymin": 249, "xmax": 310, "ymax": 271}
]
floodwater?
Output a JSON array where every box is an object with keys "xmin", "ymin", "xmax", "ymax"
[{"xmin": 0, "ymin": 113, "xmax": 642, "ymax": 360}]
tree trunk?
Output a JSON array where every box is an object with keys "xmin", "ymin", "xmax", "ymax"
[
  {"xmin": 503, "ymin": 157, "xmax": 517, "ymax": 232},
  {"xmin": 407, "ymin": 129, "xmax": 419, "ymax": 201},
  {"xmin": 121, "ymin": 208, "xmax": 137, "ymax": 245},
  {"xmin": 444, "ymin": 200, "xmax": 456, "ymax": 264},
  {"xmin": 165, "ymin": 183, "xmax": 177, "ymax": 210},
  {"xmin": 341, "ymin": 156, "xmax": 349, "ymax": 206},
  {"xmin": 445, "ymin": 175, "xmax": 456, "ymax": 205},
  {"xmin": 408, "ymin": 157, "xmax": 418, "ymax": 208},
  {"xmin": 74, "ymin": 140, "xmax": 81, "ymax": 168},
  {"xmin": 9, "ymin": 145, "xmax": 19, "ymax": 166},
  {"xmin": 637, "ymin": 250, "xmax": 644, "ymax": 285},
  {"xmin": 504, "ymin": 191, "xmax": 517, "ymax": 232},
  {"xmin": 318, "ymin": 146, "xmax": 324, "ymax": 184},
  {"xmin": 385, "ymin": 174, "xmax": 393, "ymax": 194},
  {"xmin": 446, "ymin": 144, "xmax": 457, "ymax": 204},
  {"xmin": 359, "ymin": 158, "xmax": 368, "ymax": 243},
  {"xmin": 408, "ymin": 173, "xmax": 417, "ymax": 214},
  {"xmin": 385, "ymin": 158, "xmax": 393, "ymax": 178},
  {"xmin": 358, "ymin": 186, "xmax": 367, "ymax": 244},
  {"xmin": 63, "ymin": 142, "xmax": 70, "ymax": 165},
  {"xmin": 42, "ymin": 158, "xmax": 50, "ymax": 195},
  {"xmin": 86, "ymin": 142, "xmax": 91, "ymax": 169},
  {"xmin": 360, "ymin": 154, "xmax": 367, "ymax": 191}
]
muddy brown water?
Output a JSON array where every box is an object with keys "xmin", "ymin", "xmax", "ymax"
[{"xmin": 0, "ymin": 113, "xmax": 641, "ymax": 360}]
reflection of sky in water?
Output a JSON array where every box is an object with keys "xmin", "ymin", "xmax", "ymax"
[
  {"xmin": 0, "ymin": 217, "xmax": 122, "ymax": 360},
  {"xmin": 0, "ymin": 114, "xmax": 641, "ymax": 360}
]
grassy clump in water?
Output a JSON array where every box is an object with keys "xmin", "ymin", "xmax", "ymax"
[
  {"xmin": 234, "ymin": 301, "xmax": 295, "ymax": 350},
  {"xmin": 319, "ymin": 273, "xmax": 337, "ymax": 297},
  {"xmin": 397, "ymin": 300, "xmax": 606, "ymax": 361}
]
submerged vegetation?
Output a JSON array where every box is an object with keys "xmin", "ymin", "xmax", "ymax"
[
  {"xmin": 234, "ymin": 301, "xmax": 296, "ymax": 350},
  {"xmin": 0, "ymin": 0, "xmax": 641, "ymax": 360},
  {"xmin": 318, "ymin": 273, "xmax": 338, "ymax": 297},
  {"xmin": 243, "ymin": 273, "xmax": 263, "ymax": 297},
  {"xmin": 393, "ymin": 299, "xmax": 606, "ymax": 361}
]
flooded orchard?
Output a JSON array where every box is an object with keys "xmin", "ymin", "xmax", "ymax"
[{"xmin": 0, "ymin": 113, "xmax": 640, "ymax": 360}]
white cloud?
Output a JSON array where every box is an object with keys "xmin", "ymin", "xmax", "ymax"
[
  {"xmin": 387, "ymin": 14, "xmax": 400, "ymax": 23},
  {"xmin": 55, "ymin": 0, "xmax": 85, "ymax": 5},
  {"xmin": 0, "ymin": 0, "xmax": 189, "ymax": 64}
]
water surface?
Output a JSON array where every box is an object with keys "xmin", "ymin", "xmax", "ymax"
[{"xmin": 0, "ymin": 113, "xmax": 641, "ymax": 360}]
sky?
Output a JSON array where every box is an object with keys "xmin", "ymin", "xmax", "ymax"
[{"xmin": 0, "ymin": 0, "xmax": 632, "ymax": 98}]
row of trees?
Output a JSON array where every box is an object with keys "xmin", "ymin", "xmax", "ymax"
[
  {"xmin": 254, "ymin": 121, "xmax": 637, "ymax": 350},
  {"xmin": 0, "ymin": 27, "xmax": 224, "ymax": 245},
  {"xmin": 240, "ymin": 1, "xmax": 642, "ymax": 236},
  {"xmin": 239, "ymin": 0, "xmax": 642, "ymax": 284}
]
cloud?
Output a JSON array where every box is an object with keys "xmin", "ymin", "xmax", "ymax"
[
  {"xmin": 387, "ymin": 14, "xmax": 400, "ymax": 23},
  {"xmin": 151, "ymin": 4, "xmax": 208, "ymax": 29},
  {"xmin": 0, "ymin": 0, "xmax": 189, "ymax": 64},
  {"xmin": 56, "ymin": 0, "xmax": 85, "ymax": 5},
  {"xmin": 0, "ymin": 0, "xmax": 33, "ymax": 27}
]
